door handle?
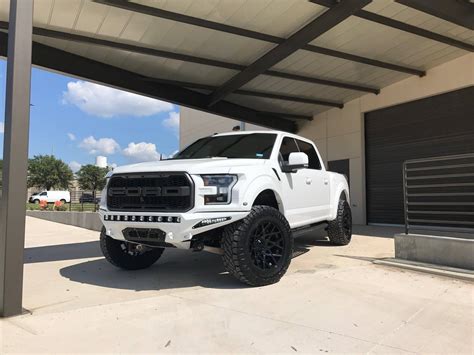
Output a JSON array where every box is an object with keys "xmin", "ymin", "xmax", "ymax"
[
  {"xmin": 324, "ymin": 179, "xmax": 329, "ymax": 185},
  {"xmin": 306, "ymin": 178, "xmax": 312, "ymax": 185}
]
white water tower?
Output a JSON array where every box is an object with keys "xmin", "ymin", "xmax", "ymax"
[{"xmin": 95, "ymin": 156, "xmax": 108, "ymax": 168}]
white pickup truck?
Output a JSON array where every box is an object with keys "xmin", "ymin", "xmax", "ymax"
[{"xmin": 99, "ymin": 131, "xmax": 351, "ymax": 286}]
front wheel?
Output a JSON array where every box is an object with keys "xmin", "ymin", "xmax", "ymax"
[
  {"xmin": 221, "ymin": 206, "xmax": 293, "ymax": 286},
  {"xmin": 327, "ymin": 199, "xmax": 352, "ymax": 245},
  {"xmin": 100, "ymin": 227, "xmax": 164, "ymax": 270}
]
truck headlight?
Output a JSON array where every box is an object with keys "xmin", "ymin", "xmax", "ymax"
[{"xmin": 201, "ymin": 175, "xmax": 237, "ymax": 204}]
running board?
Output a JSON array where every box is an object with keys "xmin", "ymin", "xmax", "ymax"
[{"xmin": 291, "ymin": 222, "xmax": 328, "ymax": 238}]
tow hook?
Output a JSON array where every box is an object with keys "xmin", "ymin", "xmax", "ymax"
[
  {"xmin": 192, "ymin": 240, "xmax": 204, "ymax": 252},
  {"xmin": 135, "ymin": 244, "xmax": 149, "ymax": 253}
]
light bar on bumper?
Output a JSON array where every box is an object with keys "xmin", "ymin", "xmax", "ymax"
[
  {"xmin": 103, "ymin": 215, "xmax": 181, "ymax": 223},
  {"xmin": 193, "ymin": 216, "xmax": 231, "ymax": 229}
]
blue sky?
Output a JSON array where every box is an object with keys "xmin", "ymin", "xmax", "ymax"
[{"xmin": 0, "ymin": 59, "xmax": 179, "ymax": 171}]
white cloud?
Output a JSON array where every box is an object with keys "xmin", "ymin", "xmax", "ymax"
[
  {"xmin": 0, "ymin": 122, "xmax": 4, "ymax": 134},
  {"xmin": 79, "ymin": 136, "xmax": 120, "ymax": 155},
  {"xmin": 123, "ymin": 142, "xmax": 161, "ymax": 162},
  {"xmin": 67, "ymin": 132, "xmax": 76, "ymax": 141},
  {"xmin": 69, "ymin": 161, "xmax": 82, "ymax": 173},
  {"xmin": 63, "ymin": 80, "xmax": 174, "ymax": 118},
  {"xmin": 163, "ymin": 111, "xmax": 180, "ymax": 131}
]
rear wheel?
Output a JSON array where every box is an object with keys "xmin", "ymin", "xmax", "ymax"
[
  {"xmin": 100, "ymin": 227, "xmax": 164, "ymax": 270},
  {"xmin": 60, "ymin": 199, "xmax": 66, "ymax": 204},
  {"xmin": 327, "ymin": 199, "xmax": 352, "ymax": 245},
  {"xmin": 222, "ymin": 206, "xmax": 293, "ymax": 286}
]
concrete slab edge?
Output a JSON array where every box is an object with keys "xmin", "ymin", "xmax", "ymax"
[
  {"xmin": 373, "ymin": 258, "xmax": 474, "ymax": 282},
  {"xmin": 26, "ymin": 210, "xmax": 103, "ymax": 232}
]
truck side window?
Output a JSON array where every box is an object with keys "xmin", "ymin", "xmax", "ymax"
[
  {"xmin": 279, "ymin": 137, "xmax": 299, "ymax": 165},
  {"xmin": 40, "ymin": 192, "xmax": 47, "ymax": 196},
  {"xmin": 296, "ymin": 139, "xmax": 322, "ymax": 170}
]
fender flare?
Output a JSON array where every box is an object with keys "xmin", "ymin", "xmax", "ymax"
[{"xmin": 242, "ymin": 175, "xmax": 285, "ymax": 213}]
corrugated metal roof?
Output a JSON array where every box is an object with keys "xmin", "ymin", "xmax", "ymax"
[{"xmin": 0, "ymin": 0, "xmax": 472, "ymax": 129}]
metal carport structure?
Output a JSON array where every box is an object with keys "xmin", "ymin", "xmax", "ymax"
[{"xmin": 0, "ymin": 0, "xmax": 472, "ymax": 316}]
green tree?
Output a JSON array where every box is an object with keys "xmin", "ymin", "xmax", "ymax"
[
  {"xmin": 76, "ymin": 164, "xmax": 109, "ymax": 194},
  {"xmin": 27, "ymin": 155, "xmax": 73, "ymax": 190}
]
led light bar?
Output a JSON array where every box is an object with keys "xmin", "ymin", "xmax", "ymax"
[
  {"xmin": 193, "ymin": 217, "xmax": 231, "ymax": 229},
  {"xmin": 103, "ymin": 215, "xmax": 181, "ymax": 223}
]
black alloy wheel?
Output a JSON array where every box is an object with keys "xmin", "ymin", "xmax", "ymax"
[
  {"xmin": 248, "ymin": 220, "xmax": 286, "ymax": 271},
  {"xmin": 222, "ymin": 206, "xmax": 293, "ymax": 286}
]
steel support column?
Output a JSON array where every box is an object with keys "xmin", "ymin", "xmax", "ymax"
[{"xmin": 0, "ymin": 0, "xmax": 33, "ymax": 317}]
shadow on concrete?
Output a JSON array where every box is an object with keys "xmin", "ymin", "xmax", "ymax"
[
  {"xmin": 59, "ymin": 249, "xmax": 246, "ymax": 290},
  {"xmin": 23, "ymin": 227, "xmax": 345, "ymax": 266},
  {"xmin": 54, "ymin": 231, "xmax": 331, "ymax": 291},
  {"xmin": 25, "ymin": 241, "xmax": 102, "ymax": 263},
  {"xmin": 352, "ymin": 225, "xmax": 401, "ymax": 239},
  {"xmin": 335, "ymin": 254, "xmax": 377, "ymax": 262}
]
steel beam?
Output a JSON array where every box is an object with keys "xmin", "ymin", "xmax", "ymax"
[
  {"xmin": 301, "ymin": 44, "xmax": 424, "ymax": 76},
  {"xmin": 311, "ymin": 0, "xmax": 474, "ymax": 51},
  {"xmin": 396, "ymin": 0, "xmax": 474, "ymax": 31},
  {"xmin": 0, "ymin": 33, "xmax": 296, "ymax": 132},
  {"xmin": 260, "ymin": 112, "xmax": 313, "ymax": 121},
  {"xmin": 0, "ymin": 21, "xmax": 379, "ymax": 95},
  {"xmin": 355, "ymin": 10, "xmax": 474, "ymax": 52},
  {"xmin": 95, "ymin": 0, "xmax": 424, "ymax": 76},
  {"xmin": 208, "ymin": 0, "xmax": 371, "ymax": 106},
  {"xmin": 145, "ymin": 77, "xmax": 344, "ymax": 108},
  {"xmin": 0, "ymin": 0, "xmax": 33, "ymax": 317}
]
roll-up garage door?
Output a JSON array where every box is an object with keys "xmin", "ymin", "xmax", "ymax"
[{"xmin": 365, "ymin": 86, "xmax": 474, "ymax": 225}]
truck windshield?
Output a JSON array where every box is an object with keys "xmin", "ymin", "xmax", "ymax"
[{"xmin": 173, "ymin": 133, "xmax": 277, "ymax": 160}]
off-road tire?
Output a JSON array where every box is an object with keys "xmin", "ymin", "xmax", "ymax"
[
  {"xmin": 100, "ymin": 227, "xmax": 164, "ymax": 270},
  {"xmin": 327, "ymin": 199, "xmax": 352, "ymax": 246},
  {"xmin": 221, "ymin": 206, "xmax": 293, "ymax": 286}
]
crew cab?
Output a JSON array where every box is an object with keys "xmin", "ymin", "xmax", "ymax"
[{"xmin": 99, "ymin": 131, "xmax": 351, "ymax": 286}]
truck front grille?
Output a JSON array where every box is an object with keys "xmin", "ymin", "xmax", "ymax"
[{"xmin": 107, "ymin": 172, "xmax": 194, "ymax": 212}]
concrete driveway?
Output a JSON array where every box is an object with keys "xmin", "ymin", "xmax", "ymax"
[{"xmin": 0, "ymin": 217, "xmax": 472, "ymax": 353}]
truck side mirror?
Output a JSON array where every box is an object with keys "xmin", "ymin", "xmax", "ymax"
[{"xmin": 282, "ymin": 152, "xmax": 308, "ymax": 173}]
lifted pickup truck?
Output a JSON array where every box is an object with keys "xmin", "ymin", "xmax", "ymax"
[{"xmin": 99, "ymin": 131, "xmax": 351, "ymax": 286}]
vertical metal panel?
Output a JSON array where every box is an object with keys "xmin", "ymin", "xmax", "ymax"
[
  {"xmin": 365, "ymin": 86, "xmax": 474, "ymax": 225},
  {"xmin": 328, "ymin": 159, "xmax": 350, "ymax": 186},
  {"xmin": 0, "ymin": 0, "xmax": 33, "ymax": 317}
]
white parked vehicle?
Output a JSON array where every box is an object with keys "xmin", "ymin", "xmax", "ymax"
[
  {"xmin": 29, "ymin": 190, "xmax": 71, "ymax": 204},
  {"xmin": 99, "ymin": 131, "xmax": 351, "ymax": 286}
]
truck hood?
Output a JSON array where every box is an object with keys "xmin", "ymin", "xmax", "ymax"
[{"xmin": 111, "ymin": 158, "xmax": 267, "ymax": 175}]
